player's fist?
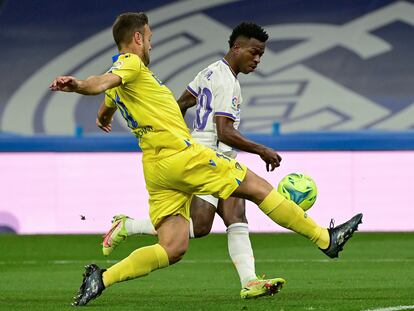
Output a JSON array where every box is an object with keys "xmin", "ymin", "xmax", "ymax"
[
  {"xmin": 259, "ymin": 146, "xmax": 282, "ymax": 172},
  {"xmin": 49, "ymin": 76, "xmax": 80, "ymax": 92},
  {"xmin": 96, "ymin": 118, "xmax": 112, "ymax": 133}
]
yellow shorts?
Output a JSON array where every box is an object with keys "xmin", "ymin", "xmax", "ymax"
[{"xmin": 143, "ymin": 143, "xmax": 247, "ymax": 228}]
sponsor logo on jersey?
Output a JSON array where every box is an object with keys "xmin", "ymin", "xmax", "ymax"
[{"xmin": 134, "ymin": 125, "xmax": 154, "ymax": 138}]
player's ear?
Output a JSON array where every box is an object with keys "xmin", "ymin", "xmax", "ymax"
[
  {"xmin": 231, "ymin": 42, "xmax": 241, "ymax": 54},
  {"xmin": 133, "ymin": 31, "xmax": 143, "ymax": 45}
]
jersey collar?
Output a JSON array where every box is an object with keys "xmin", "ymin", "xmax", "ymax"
[
  {"xmin": 221, "ymin": 58, "xmax": 238, "ymax": 79},
  {"xmin": 112, "ymin": 54, "xmax": 121, "ymax": 63}
]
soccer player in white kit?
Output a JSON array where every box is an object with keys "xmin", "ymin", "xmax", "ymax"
[{"xmin": 102, "ymin": 22, "xmax": 286, "ymax": 298}]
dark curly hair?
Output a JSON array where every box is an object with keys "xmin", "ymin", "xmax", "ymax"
[{"xmin": 228, "ymin": 22, "xmax": 269, "ymax": 48}]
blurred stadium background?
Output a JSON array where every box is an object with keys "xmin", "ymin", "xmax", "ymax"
[{"xmin": 1, "ymin": 1, "xmax": 414, "ymax": 310}]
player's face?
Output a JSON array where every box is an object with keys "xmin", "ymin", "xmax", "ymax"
[
  {"xmin": 141, "ymin": 24, "xmax": 152, "ymax": 66},
  {"xmin": 236, "ymin": 38, "xmax": 265, "ymax": 74}
]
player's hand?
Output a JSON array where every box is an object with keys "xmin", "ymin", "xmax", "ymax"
[
  {"xmin": 49, "ymin": 76, "xmax": 80, "ymax": 92},
  {"xmin": 96, "ymin": 118, "xmax": 112, "ymax": 133},
  {"xmin": 259, "ymin": 146, "xmax": 282, "ymax": 172}
]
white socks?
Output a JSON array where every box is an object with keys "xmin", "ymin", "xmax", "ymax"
[
  {"xmin": 125, "ymin": 218, "xmax": 156, "ymax": 236},
  {"xmin": 125, "ymin": 217, "xmax": 195, "ymax": 238},
  {"xmin": 188, "ymin": 218, "xmax": 195, "ymax": 238},
  {"xmin": 227, "ymin": 223, "xmax": 256, "ymax": 287}
]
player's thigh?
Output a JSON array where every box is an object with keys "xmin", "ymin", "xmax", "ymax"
[
  {"xmin": 232, "ymin": 168, "xmax": 273, "ymax": 205},
  {"xmin": 190, "ymin": 195, "xmax": 216, "ymax": 237},
  {"xmin": 217, "ymin": 197, "xmax": 247, "ymax": 227},
  {"xmin": 176, "ymin": 144, "xmax": 247, "ymax": 199},
  {"xmin": 143, "ymin": 159, "xmax": 192, "ymax": 229}
]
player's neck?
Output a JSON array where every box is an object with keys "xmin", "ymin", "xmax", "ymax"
[
  {"xmin": 119, "ymin": 45, "xmax": 143, "ymax": 61},
  {"xmin": 223, "ymin": 54, "xmax": 239, "ymax": 77}
]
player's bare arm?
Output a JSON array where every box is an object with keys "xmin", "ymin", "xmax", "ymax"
[
  {"xmin": 96, "ymin": 100, "xmax": 117, "ymax": 133},
  {"xmin": 215, "ymin": 115, "xmax": 282, "ymax": 171},
  {"xmin": 49, "ymin": 73, "xmax": 121, "ymax": 95},
  {"xmin": 177, "ymin": 90, "xmax": 197, "ymax": 117}
]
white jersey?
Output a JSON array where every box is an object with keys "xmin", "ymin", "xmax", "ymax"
[{"xmin": 187, "ymin": 59, "xmax": 242, "ymax": 158}]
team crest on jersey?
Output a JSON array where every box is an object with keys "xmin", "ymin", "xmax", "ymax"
[
  {"xmin": 110, "ymin": 61, "xmax": 123, "ymax": 71},
  {"xmin": 231, "ymin": 96, "xmax": 240, "ymax": 111}
]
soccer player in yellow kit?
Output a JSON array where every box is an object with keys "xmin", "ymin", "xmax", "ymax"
[{"xmin": 50, "ymin": 12, "xmax": 363, "ymax": 307}]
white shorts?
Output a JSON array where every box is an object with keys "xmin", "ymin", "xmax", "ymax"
[{"xmin": 195, "ymin": 194, "xmax": 219, "ymax": 208}]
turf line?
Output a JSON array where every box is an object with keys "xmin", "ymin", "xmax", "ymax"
[
  {"xmin": 361, "ymin": 305, "xmax": 414, "ymax": 311},
  {"xmin": 0, "ymin": 258, "xmax": 413, "ymax": 265}
]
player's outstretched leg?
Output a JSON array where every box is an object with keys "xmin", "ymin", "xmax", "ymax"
[
  {"xmin": 240, "ymin": 277, "xmax": 285, "ymax": 299},
  {"xmin": 233, "ymin": 169, "xmax": 363, "ymax": 258},
  {"xmin": 72, "ymin": 264, "xmax": 106, "ymax": 306}
]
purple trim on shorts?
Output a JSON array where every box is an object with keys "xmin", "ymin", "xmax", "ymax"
[
  {"xmin": 186, "ymin": 85, "xmax": 198, "ymax": 97},
  {"xmin": 215, "ymin": 111, "xmax": 236, "ymax": 120}
]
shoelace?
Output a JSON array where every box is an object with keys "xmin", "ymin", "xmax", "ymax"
[{"xmin": 329, "ymin": 219, "xmax": 335, "ymax": 229}]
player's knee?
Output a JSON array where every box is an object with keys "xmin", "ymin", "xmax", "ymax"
[
  {"xmin": 218, "ymin": 197, "xmax": 247, "ymax": 227},
  {"xmin": 192, "ymin": 212, "xmax": 214, "ymax": 238},
  {"xmin": 193, "ymin": 221, "xmax": 212, "ymax": 238},
  {"xmin": 222, "ymin": 214, "xmax": 247, "ymax": 228}
]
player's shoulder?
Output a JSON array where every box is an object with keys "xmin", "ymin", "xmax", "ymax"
[
  {"xmin": 199, "ymin": 60, "xmax": 231, "ymax": 83},
  {"xmin": 112, "ymin": 53, "xmax": 142, "ymax": 67}
]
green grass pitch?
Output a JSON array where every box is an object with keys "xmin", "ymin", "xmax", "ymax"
[{"xmin": 0, "ymin": 232, "xmax": 413, "ymax": 311}]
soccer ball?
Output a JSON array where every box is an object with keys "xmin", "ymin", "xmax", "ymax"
[{"xmin": 277, "ymin": 173, "xmax": 317, "ymax": 211}]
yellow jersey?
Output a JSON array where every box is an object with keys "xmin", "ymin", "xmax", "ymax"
[{"xmin": 105, "ymin": 53, "xmax": 193, "ymax": 161}]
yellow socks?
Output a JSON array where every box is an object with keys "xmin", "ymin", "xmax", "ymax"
[
  {"xmin": 102, "ymin": 243, "xmax": 169, "ymax": 287},
  {"xmin": 259, "ymin": 189, "xmax": 330, "ymax": 249}
]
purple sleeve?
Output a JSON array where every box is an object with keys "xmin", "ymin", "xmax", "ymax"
[
  {"xmin": 214, "ymin": 111, "xmax": 236, "ymax": 120},
  {"xmin": 186, "ymin": 85, "xmax": 198, "ymax": 97}
]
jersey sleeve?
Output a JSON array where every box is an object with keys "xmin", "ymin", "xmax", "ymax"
[
  {"xmin": 213, "ymin": 76, "xmax": 236, "ymax": 121},
  {"xmin": 187, "ymin": 74, "xmax": 199, "ymax": 97},
  {"xmin": 108, "ymin": 54, "xmax": 141, "ymax": 85}
]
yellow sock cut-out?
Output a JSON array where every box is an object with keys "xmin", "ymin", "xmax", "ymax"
[{"xmin": 259, "ymin": 189, "xmax": 329, "ymax": 249}]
